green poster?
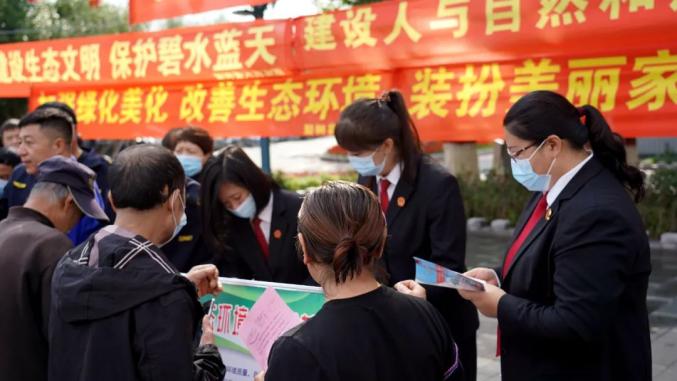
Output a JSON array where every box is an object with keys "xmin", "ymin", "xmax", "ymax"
[{"xmin": 201, "ymin": 278, "xmax": 325, "ymax": 381}]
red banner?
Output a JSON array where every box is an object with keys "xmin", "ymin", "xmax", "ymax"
[
  {"xmin": 7, "ymin": 0, "xmax": 677, "ymax": 140},
  {"xmin": 130, "ymin": 0, "xmax": 271, "ymax": 25},
  {"xmin": 0, "ymin": 19, "xmax": 291, "ymax": 93},
  {"xmin": 29, "ymin": 47, "xmax": 677, "ymax": 142}
]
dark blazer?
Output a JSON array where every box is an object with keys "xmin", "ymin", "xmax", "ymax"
[
  {"xmin": 216, "ymin": 188, "xmax": 310, "ymax": 285},
  {"xmin": 359, "ymin": 156, "xmax": 479, "ymax": 344},
  {"xmin": 496, "ymin": 158, "xmax": 651, "ymax": 381}
]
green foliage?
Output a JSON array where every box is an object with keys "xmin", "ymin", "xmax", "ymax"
[
  {"xmin": 457, "ymin": 172, "xmax": 530, "ymax": 224},
  {"xmin": 273, "ymin": 171, "xmax": 357, "ymax": 191},
  {"xmin": 639, "ymin": 168, "xmax": 677, "ymax": 237}
]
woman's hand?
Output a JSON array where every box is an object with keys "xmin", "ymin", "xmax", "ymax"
[
  {"xmin": 254, "ymin": 370, "xmax": 266, "ymax": 381},
  {"xmin": 394, "ymin": 280, "xmax": 427, "ymax": 300},
  {"xmin": 458, "ymin": 283, "xmax": 506, "ymax": 318},
  {"xmin": 199, "ymin": 315, "xmax": 215, "ymax": 347},
  {"xmin": 464, "ymin": 267, "xmax": 501, "ymax": 287},
  {"xmin": 186, "ymin": 264, "xmax": 222, "ymax": 297}
]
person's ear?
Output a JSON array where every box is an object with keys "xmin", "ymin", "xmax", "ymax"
[
  {"xmin": 545, "ymin": 135, "xmax": 563, "ymax": 158},
  {"xmin": 298, "ymin": 233, "xmax": 311, "ymax": 265},
  {"xmin": 107, "ymin": 191, "xmax": 117, "ymax": 213},
  {"xmin": 382, "ymin": 138, "xmax": 395, "ymax": 154},
  {"xmin": 53, "ymin": 137, "xmax": 68, "ymax": 154}
]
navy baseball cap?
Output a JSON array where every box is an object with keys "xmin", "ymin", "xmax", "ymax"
[{"xmin": 36, "ymin": 156, "xmax": 109, "ymax": 222}]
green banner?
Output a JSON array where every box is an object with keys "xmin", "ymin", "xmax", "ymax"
[{"xmin": 201, "ymin": 278, "xmax": 325, "ymax": 381}]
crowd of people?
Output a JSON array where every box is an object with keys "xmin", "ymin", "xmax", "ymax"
[{"xmin": 0, "ymin": 89, "xmax": 651, "ymax": 381}]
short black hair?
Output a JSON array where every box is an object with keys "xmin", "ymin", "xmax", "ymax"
[
  {"xmin": 36, "ymin": 101, "xmax": 78, "ymax": 126},
  {"xmin": 0, "ymin": 147, "xmax": 20, "ymax": 167},
  {"xmin": 176, "ymin": 126, "xmax": 214, "ymax": 154},
  {"xmin": 18, "ymin": 108, "xmax": 74, "ymax": 144},
  {"xmin": 161, "ymin": 127, "xmax": 185, "ymax": 151},
  {"xmin": 0, "ymin": 118, "xmax": 20, "ymax": 142},
  {"xmin": 109, "ymin": 144, "xmax": 186, "ymax": 210}
]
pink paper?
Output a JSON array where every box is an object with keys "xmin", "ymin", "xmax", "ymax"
[{"xmin": 238, "ymin": 287, "xmax": 302, "ymax": 370}]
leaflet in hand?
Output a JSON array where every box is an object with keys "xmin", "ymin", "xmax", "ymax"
[{"xmin": 414, "ymin": 257, "xmax": 485, "ymax": 292}]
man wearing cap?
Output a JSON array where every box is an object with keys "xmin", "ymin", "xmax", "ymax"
[
  {"xmin": 0, "ymin": 106, "xmax": 107, "ymax": 245},
  {"xmin": 0, "ymin": 156, "xmax": 108, "ymax": 381}
]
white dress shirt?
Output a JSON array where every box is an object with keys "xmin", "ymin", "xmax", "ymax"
[
  {"xmin": 377, "ymin": 162, "xmax": 403, "ymax": 201},
  {"xmin": 256, "ymin": 192, "xmax": 274, "ymax": 243},
  {"xmin": 546, "ymin": 153, "xmax": 594, "ymax": 206}
]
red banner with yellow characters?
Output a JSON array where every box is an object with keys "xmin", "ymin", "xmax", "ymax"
[
  {"xmin": 129, "ymin": 0, "xmax": 271, "ymax": 25},
  {"xmin": 11, "ymin": 0, "xmax": 677, "ymax": 140},
  {"xmin": 1, "ymin": 19, "xmax": 291, "ymax": 93}
]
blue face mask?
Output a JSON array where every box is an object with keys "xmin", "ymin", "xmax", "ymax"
[
  {"xmin": 229, "ymin": 194, "xmax": 257, "ymax": 219},
  {"xmin": 176, "ymin": 154, "xmax": 203, "ymax": 177},
  {"xmin": 0, "ymin": 179, "xmax": 7, "ymax": 197},
  {"xmin": 160, "ymin": 192, "xmax": 187, "ymax": 247},
  {"xmin": 510, "ymin": 140, "xmax": 557, "ymax": 192},
  {"xmin": 347, "ymin": 151, "xmax": 385, "ymax": 177}
]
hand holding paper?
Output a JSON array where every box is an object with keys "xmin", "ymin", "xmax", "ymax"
[{"xmin": 414, "ymin": 257, "xmax": 485, "ymax": 292}]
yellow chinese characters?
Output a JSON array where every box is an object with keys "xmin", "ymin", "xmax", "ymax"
[
  {"xmin": 456, "ymin": 63, "xmax": 505, "ymax": 117},
  {"xmin": 486, "ymin": 0, "xmax": 520, "ymax": 35},
  {"xmin": 80, "ymin": 44, "xmax": 101, "ymax": 81},
  {"xmin": 304, "ymin": 14, "xmax": 337, "ymax": 51},
  {"xmin": 244, "ymin": 25, "xmax": 277, "ymax": 68},
  {"xmin": 600, "ymin": 0, "xmax": 654, "ymax": 20},
  {"xmin": 269, "ymin": 79, "xmax": 304, "ymax": 122},
  {"xmin": 60, "ymin": 45, "xmax": 81, "ymax": 81},
  {"xmin": 132, "ymin": 38, "xmax": 157, "ymax": 78},
  {"xmin": 627, "ymin": 50, "xmax": 677, "ymax": 111},
  {"xmin": 567, "ymin": 56, "xmax": 626, "ymax": 112},
  {"xmin": 342, "ymin": 74, "xmax": 381, "ymax": 106},
  {"xmin": 75, "ymin": 91, "xmax": 98, "ymax": 124},
  {"xmin": 430, "ymin": 0, "xmax": 470, "ymax": 38},
  {"xmin": 510, "ymin": 59, "xmax": 561, "ymax": 103},
  {"xmin": 536, "ymin": 0, "xmax": 588, "ymax": 29},
  {"xmin": 180, "ymin": 83, "xmax": 208, "ymax": 123},
  {"xmin": 341, "ymin": 7, "xmax": 377, "ymax": 48},
  {"xmin": 304, "ymin": 78, "xmax": 342, "ymax": 120},
  {"xmin": 157, "ymin": 36, "xmax": 184, "ymax": 77},
  {"xmin": 109, "ymin": 41, "xmax": 132, "ymax": 80},
  {"xmin": 385, "ymin": 2, "xmax": 421, "ymax": 45},
  {"xmin": 119, "ymin": 87, "xmax": 144, "ymax": 124},
  {"xmin": 237, "ymin": 81, "xmax": 268, "ymax": 122},
  {"xmin": 208, "ymin": 82, "xmax": 237, "ymax": 123},
  {"xmin": 184, "ymin": 33, "xmax": 212, "ymax": 75},
  {"xmin": 410, "ymin": 67, "xmax": 455, "ymax": 118},
  {"xmin": 145, "ymin": 86, "xmax": 169, "ymax": 123},
  {"xmin": 213, "ymin": 29, "xmax": 244, "ymax": 77}
]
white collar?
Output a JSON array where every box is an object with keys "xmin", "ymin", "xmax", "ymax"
[
  {"xmin": 378, "ymin": 162, "xmax": 402, "ymax": 186},
  {"xmin": 546, "ymin": 153, "xmax": 594, "ymax": 206},
  {"xmin": 257, "ymin": 191, "xmax": 274, "ymax": 223}
]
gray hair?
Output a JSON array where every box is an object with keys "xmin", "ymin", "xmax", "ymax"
[{"xmin": 28, "ymin": 182, "xmax": 71, "ymax": 204}]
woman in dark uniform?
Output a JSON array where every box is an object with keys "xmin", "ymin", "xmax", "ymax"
[
  {"xmin": 456, "ymin": 91, "xmax": 651, "ymax": 381},
  {"xmin": 201, "ymin": 145, "xmax": 309, "ymax": 285},
  {"xmin": 333, "ymin": 89, "xmax": 478, "ymax": 380},
  {"xmin": 259, "ymin": 182, "xmax": 463, "ymax": 381}
]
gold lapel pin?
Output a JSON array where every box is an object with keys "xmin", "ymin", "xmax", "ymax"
[
  {"xmin": 397, "ymin": 197, "xmax": 406, "ymax": 208},
  {"xmin": 545, "ymin": 208, "xmax": 553, "ymax": 221},
  {"xmin": 273, "ymin": 229, "xmax": 282, "ymax": 239}
]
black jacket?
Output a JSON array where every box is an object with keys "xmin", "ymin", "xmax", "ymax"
[
  {"xmin": 48, "ymin": 225, "xmax": 225, "ymax": 381},
  {"xmin": 78, "ymin": 148, "xmax": 114, "ymax": 219},
  {"xmin": 359, "ymin": 156, "xmax": 479, "ymax": 340},
  {"xmin": 496, "ymin": 158, "xmax": 651, "ymax": 381},
  {"xmin": 164, "ymin": 179, "xmax": 212, "ymax": 272},
  {"xmin": 0, "ymin": 207, "xmax": 72, "ymax": 381},
  {"xmin": 216, "ymin": 188, "xmax": 310, "ymax": 285}
]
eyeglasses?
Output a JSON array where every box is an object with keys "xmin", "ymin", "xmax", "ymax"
[{"xmin": 506, "ymin": 142, "xmax": 539, "ymax": 162}]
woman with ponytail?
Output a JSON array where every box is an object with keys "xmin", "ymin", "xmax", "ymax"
[
  {"xmin": 451, "ymin": 90, "xmax": 650, "ymax": 381},
  {"xmin": 334, "ymin": 89, "xmax": 479, "ymax": 380},
  {"xmin": 259, "ymin": 182, "xmax": 463, "ymax": 381}
]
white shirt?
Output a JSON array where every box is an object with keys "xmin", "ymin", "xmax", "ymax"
[
  {"xmin": 546, "ymin": 153, "xmax": 594, "ymax": 206},
  {"xmin": 256, "ymin": 192, "xmax": 274, "ymax": 243},
  {"xmin": 377, "ymin": 163, "xmax": 402, "ymax": 201}
]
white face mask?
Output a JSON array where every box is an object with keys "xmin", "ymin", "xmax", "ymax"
[
  {"xmin": 228, "ymin": 194, "xmax": 256, "ymax": 219},
  {"xmin": 159, "ymin": 191, "xmax": 187, "ymax": 247},
  {"xmin": 510, "ymin": 140, "xmax": 557, "ymax": 192}
]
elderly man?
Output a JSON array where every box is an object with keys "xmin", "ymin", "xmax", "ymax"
[
  {"xmin": 0, "ymin": 156, "xmax": 109, "ymax": 381},
  {"xmin": 49, "ymin": 144, "xmax": 225, "ymax": 381}
]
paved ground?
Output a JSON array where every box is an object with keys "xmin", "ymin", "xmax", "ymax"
[{"xmin": 467, "ymin": 231, "xmax": 677, "ymax": 381}]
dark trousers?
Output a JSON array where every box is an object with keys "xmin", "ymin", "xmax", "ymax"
[{"xmin": 456, "ymin": 332, "xmax": 477, "ymax": 381}]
